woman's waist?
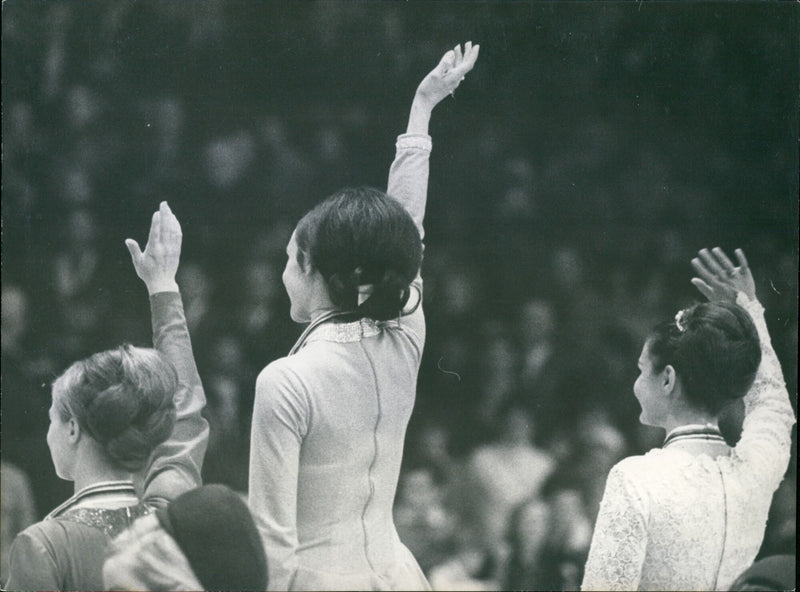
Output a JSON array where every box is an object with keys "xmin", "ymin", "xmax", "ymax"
[{"xmin": 296, "ymin": 517, "xmax": 401, "ymax": 562}]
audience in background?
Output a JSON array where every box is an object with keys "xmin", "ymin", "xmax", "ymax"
[{"xmin": 2, "ymin": 3, "xmax": 796, "ymax": 589}]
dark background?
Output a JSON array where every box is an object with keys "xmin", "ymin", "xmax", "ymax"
[{"xmin": 2, "ymin": 1, "xmax": 797, "ymax": 586}]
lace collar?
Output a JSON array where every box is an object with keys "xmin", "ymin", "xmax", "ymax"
[{"xmin": 46, "ymin": 480, "xmax": 137, "ymax": 520}]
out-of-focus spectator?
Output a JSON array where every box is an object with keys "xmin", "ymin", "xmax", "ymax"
[
  {"xmin": 1, "ymin": 285, "xmax": 72, "ymax": 515},
  {"xmin": 394, "ymin": 465, "xmax": 456, "ymax": 576},
  {"xmin": 1, "ymin": 461, "xmax": 37, "ymax": 587},
  {"xmin": 504, "ymin": 471, "xmax": 593, "ymax": 591},
  {"xmin": 453, "ymin": 405, "xmax": 555, "ymax": 572}
]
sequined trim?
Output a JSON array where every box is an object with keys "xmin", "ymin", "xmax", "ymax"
[
  {"xmin": 46, "ymin": 480, "xmax": 137, "ymax": 519},
  {"xmin": 305, "ymin": 318, "xmax": 387, "ymax": 345},
  {"xmin": 59, "ymin": 504, "xmax": 151, "ymax": 538}
]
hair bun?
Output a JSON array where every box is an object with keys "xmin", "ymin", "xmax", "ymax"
[
  {"xmin": 358, "ymin": 268, "xmax": 411, "ymax": 321},
  {"xmin": 648, "ymin": 301, "xmax": 761, "ymax": 415},
  {"xmin": 53, "ymin": 345, "xmax": 178, "ymax": 473}
]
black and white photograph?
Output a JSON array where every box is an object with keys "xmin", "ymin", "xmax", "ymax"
[{"xmin": 2, "ymin": 2, "xmax": 797, "ymax": 590}]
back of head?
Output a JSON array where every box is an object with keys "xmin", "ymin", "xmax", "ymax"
[
  {"xmin": 156, "ymin": 484, "xmax": 268, "ymax": 591},
  {"xmin": 295, "ymin": 186, "xmax": 423, "ymax": 321},
  {"xmin": 647, "ymin": 302, "xmax": 761, "ymax": 415},
  {"xmin": 52, "ymin": 344, "xmax": 178, "ymax": 472}
]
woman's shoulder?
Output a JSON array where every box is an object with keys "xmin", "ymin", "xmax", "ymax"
[
  {"xmin": 13, "ymin": 517, "xmax": 93, "ymax": 556},
  {"xmin": 610, "ymin": 450, "xmax": 665, "ymax": 479}
]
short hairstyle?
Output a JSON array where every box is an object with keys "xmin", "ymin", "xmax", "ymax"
[
  {"xmin": 52, "ymin": 344, "xmax": 178, "ymax": 472},
  {"xmin": 646, "ymin": 302, "xmax": 761, "ymax": 415},
  {"xmin": 294, "ymin": 186, "xmax": 423, "ymax": 321}
]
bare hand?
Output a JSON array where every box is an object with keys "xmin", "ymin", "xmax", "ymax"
[
  {"xmin": 690, "ymin": 247, "xmax": 756, "ymax": 304},
  {"xmin": 126, "ymin": 201, "xmax": 182, "ymax": 294},
  {"xmin": 415, "ymin": 42, "xmax": 480, "ymax": 108}
]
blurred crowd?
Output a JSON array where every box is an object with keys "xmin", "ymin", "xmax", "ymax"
[{"xmin": 2, "ymin": 2, "xmax": 796, "ymax": 589}]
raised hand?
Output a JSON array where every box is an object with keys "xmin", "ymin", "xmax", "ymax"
[
  {"xmin": 126, "ymin": 201, "xmax": 182, "ymax": 295},
  {"xmin": 690, "ymin": 247, "xmax": 757, "ymax": 304},
  {"xmin": 415, "ymin": 41, "xmax": 480, "ymax": 108}
]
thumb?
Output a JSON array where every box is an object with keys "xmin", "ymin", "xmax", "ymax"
[
  {"xmin": 125, "ymin": 239, "xmax": 143, "ymax": 265},
  {"xmin": 437, "ymin": 50, "xmax": 456, "ymax": 73},
  {"xmin": 690, "ymin": 278, "xmax": 714, "ymax": 301}
]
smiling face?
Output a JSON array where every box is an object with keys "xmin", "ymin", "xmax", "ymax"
[{"xmin": 633, "ymin": 340, "xmax": 670, "ymax": 428}]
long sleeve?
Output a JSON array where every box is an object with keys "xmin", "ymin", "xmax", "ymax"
[
  {"xmin": 5, "ymin": 529, "xmax": 61, "ymax": 592},
  {"xmin": 387, "ymin": 133, "xmax": 431, "ymax": 243},
  {"xmin": 386, "ymin": 133, "xmax": 431, "ymax": 347},
  {"xmin": 140, "ymin": 291, "xmax": 209, "ymax": 508},
  {"xmin": 731, "ymin": 294, "xmax": 795, "ymax": 488},
  {"xmin": 581, "ymin": 463, "xmax": 649, "ymax": 591},
  {"xmin": 248, "ymin": 361, "xmax": 308, "ymax": 591}
]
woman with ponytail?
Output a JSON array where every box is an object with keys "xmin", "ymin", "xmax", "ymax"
[
  {"xmin": 582, "ymin": 248, "xmax": 795, "ymax": 591},
  {"xmin": 5, "ymin": 202, "xmax": 209, "ymax": 591},
  {"xmin": 248, "ymin": 43, "xmax": 479, "ymax": 591}
]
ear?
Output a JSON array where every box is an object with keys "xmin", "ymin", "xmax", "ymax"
[
  {"xmin": 662, "ymin": 364, "xmax": 677, "ymax": 395},
  {"xmin": 68, "ymin": 417, "xmax": 82, "ymax": 444}
]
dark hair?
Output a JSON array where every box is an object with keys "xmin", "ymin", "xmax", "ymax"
[
  {"xmin": 52, "ymin": 344, "xmax": 178, "ymax": 472},
  {"xmin": 646, "ymin": 302, "xmax": 761, "ymax": 415},
  {"xmin": 157, "ymin": 484, "xmax": 267, "ymax": 592},
  {"xmin": 294, "ymin": 186, "xmax": 422, "ymax": 321}
]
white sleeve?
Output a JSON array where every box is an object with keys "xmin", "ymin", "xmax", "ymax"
[
  {"xmin": 582, "ymin": 463, "xmax": 649, "ymax": 591},
  {"xmin": 248, "ymin": 362, "xmax": 308, "ymax": 591},
  {"xmin": 730, "ymin": 294, "xmax": 796, "ymax": 489}
]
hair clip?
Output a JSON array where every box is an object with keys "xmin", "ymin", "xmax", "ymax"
[{"xmin": 674, "ymin": 309, "xmax": 687, "ymax": 333}]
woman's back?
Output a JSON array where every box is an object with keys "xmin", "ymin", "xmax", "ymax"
[
  {"xmin": 604, "ymin": 445, "xmax": 773, "ymax": 591},
  {"xmin": 250, "ymin": 314, "xmax": 427, "ymax": 589},
  {"xmin": 8, "ymin": 505, "xmax": 148, "ymax": 591}
]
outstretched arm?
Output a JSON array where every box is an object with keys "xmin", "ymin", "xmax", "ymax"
[
  {"xmin": 126, "ymin": 201, "xmax": 209, "ymax": 507},
  {"xmin": 387, "ymin": 43, "xmax": 478, "ymax": 350},
  {"xmin": 691, "ymin": 247, "xmax": 795, "ymax": 488},
  {"xmin": 389, "ymin": 42, "xmax": 480, "ymax": 238}
]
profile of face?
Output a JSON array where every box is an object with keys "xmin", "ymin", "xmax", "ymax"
[
  {"xmin": 633, "ymin": 340, "xmax": 671, "ymax": 428},
  {"xmin": 282, "ymin": 232, "xmax": 314, "ymax": 323},
  {"xmin": 46, "ymin": 394, "xmax": 77, "ymax": 481}
]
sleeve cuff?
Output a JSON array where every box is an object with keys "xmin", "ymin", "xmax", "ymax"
[
  {"xmin": 396, "ymin": 133, "xmax": 432, "ymax": 151},
  {"xmin": 736, "ymin": 292, "xmax": 764, "ymax": 317}
]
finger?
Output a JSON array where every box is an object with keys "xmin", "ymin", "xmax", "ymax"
[
  {"xmin": 454, "ymin": 44, "xmax": 480, "ymax": 76},
  {"xmin": 160, "ymin": 202, "xmax": 182, "ymax": 239},
  {"xmin": 690, "ymin": 278, "xmax": 715, "ymax": 301},
  {"xmin": 470, "ymin": 43, "xmax": 480, "ymax": 63},
  {"xmin": 698, "ymin": 248, "xmax": 726, "ymax": 278},
  {"xmin": 453, "ymin": 43, "xmax": 463, "ymax": 65},
  {"xmin": 464, "ymin": 41, "xmax": 472, "ymax": 56},
  {"xmin": 712, "ymin": 247, "xmax": 736, "ymax": 273},
  {"xmin": 125, "ymin": 239, "xmax": 143, "ymax": 265},
  {"xmin": 146, "ymin": 211, "xmax": 161, "ymax": 250},
  {"xmin": 734, "ymin": 248, "xmax": 750, "ymax": 272},
  {"xmin": 691, "ymin": 256, "xmax": 719, "ymax": 286},
  {"xmin": 438, "ymin": 49, "xmax": 456, "ymax": 73}
]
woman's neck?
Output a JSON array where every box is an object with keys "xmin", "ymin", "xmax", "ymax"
[
  {"xmin": 71, "ymin": 444, "xmax": 134, "ymax": 494},
  {"xmin": 307, "ymin": 305, "xmax": 340, "ymax": 324},
  {"xmin": 662, "ymin": 410, "xmax": 719, "ymax": 436}
]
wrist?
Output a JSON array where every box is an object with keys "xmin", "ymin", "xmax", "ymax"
[
  {"xmin": 145, "ymin": 279, "xmax": 179, "ymax": 295},
  {"xmin": 406, "ymin": 101, "xmax": 433, "ymax": 136},
  {"xmin": 412, "ymin": 90, "xmax": 437, "ymax": 111}
]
